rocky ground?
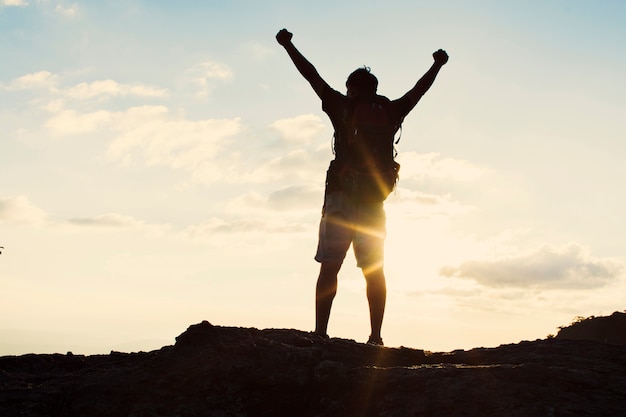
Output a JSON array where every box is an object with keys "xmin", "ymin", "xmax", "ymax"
[{"xmin": 1, "ymin": 313, "xmax": 626, "ymax": 417}]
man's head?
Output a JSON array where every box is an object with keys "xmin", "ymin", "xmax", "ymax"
[{"xmin": 346, "ymin": 67, "xmax": 378, "ymax": 98}]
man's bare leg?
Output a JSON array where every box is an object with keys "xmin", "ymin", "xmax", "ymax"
[
  {"xmin": 315, "ymin": 261, "xmax": 342, "ymax": 336},
  {"xmin": 364, "ymin": 267, "xmax": 386, "ymax": 343}
]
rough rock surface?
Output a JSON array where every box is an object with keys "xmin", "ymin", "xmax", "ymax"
[{"xmin": 1, "ymin": 316, "xmax": 626, "ymax": 417}]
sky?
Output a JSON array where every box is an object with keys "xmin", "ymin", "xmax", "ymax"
[{"xmin": 1, "ymin": 0, "xmax": 625, "ymax": 355}]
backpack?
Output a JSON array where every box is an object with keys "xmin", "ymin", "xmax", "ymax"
[{"xmin": 330, "ymin": 96, "xmax": 401, "ymax": 201}]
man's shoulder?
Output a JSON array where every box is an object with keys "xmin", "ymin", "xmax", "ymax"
[
  {"xmin": 322, "ymin": 86, "xmax": 349, "ymax": 114},
  {"xmin": 322, "ymin": 85, "xmax": 347, "ymax": 101},
  {"xmin": 388, "ymin": 95, "xmax": 413, "ymax": 119}
]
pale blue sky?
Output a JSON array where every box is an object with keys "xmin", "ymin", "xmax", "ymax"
[{"xmin": 1, "ymin": 0, "xmax": 625, "ymax": 354}]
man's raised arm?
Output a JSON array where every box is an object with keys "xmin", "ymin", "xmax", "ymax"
[
  {"xmin": 401, "ymin": 49, "xmax": 449, "ymax": 108},
  {"xmin": 276, "ymin": 29, "xmax": 329, "ymax": 99}
]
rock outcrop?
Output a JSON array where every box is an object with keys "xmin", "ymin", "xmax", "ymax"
[
  {"xmin": 1, "ymin": 317, "xmax": 626, "ymax": 416},
  {"xmin": 556, "ymin": 311, "xmax": 626, "ymax": 345}
]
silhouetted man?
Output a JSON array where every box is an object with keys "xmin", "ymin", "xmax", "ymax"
[{"xmin": 276, "ymin": 28, "xmax": 448, "ymax": 345}]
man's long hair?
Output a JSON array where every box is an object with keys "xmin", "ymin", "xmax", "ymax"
[{"xmin": 346, "ymin": 66, "xmax": 378, "ymax": 96}]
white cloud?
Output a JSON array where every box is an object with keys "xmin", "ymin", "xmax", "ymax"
[
  {"xmin": 63, "ymin": 213, "xmax": 171, "ymax": 236},
  {"xmin": 65, "ymin": 79, "xmax": 168, "ymax": 100},
  {"xmin": 397, "ymin": 152, "xmax": 488, "ymax": 182},
  {"xmin": 243, "ymin": 142, "xmax": 329, "ymax": 185},
  {"xmin": 55, "ymin": 2, "xmax": 77, "ymax": 17},
  {"xmin": 45, "ymin": 108, "xmax": 113, "ymax": 136},
  {"xmin": 41, "ymin": 102, "xmax": 242, "ymax": 174},
  {"xmin": 239, "ymin": 41, "xmax": 275, "ymax": 61},
  {"xmin": 223, "ymin": 186, "xmax": 322, "ymax": 215},
  {"xmin": 0, "ymin": 0, "xmax": 77, "ymax": 11},
  {"xmin": 184, "ymin": 61, "xmax": 233, "ymax": 97},
  {"xmin": 181, "ymin": 188, "xmax": 323, "ymax": 242},
  {"xmin": 388, "ymin": 188, "xmax": 475, "ymax": 216},
  {"xmin": 3, "ymin": 70, "xmax": 167, "ymax": 102},
  {"xmin": 40, "ymin": 101, "xmax": 276, "ymax": 185},
  {"xmin": 2, "ymin": 71, "xmax": 58, "ymax": 91},
  {"xmin": 68, "ymin": 213, "xmax": 143, "ymax": 228},
  {"xmin": 267, "ymin": 185, "xmax": 322, "ymax": 211},
  {"xmin": 43, "ymin": 104, "xmax": 245, "ymax": 185},
  {"xmin": 393, "ymin": 190, "xmax": 441, "ymax": 206},
  {"xmin": 270, "ymin": 114, "xmax": 326, "ymax": 145},
  {"xmin": 1, "ymin": 0, "xmax": 28, "ymax": 7},
  {"xmin": 16, "ymin": 72, "xmax": 328, "ymax": 188},
  {"xmin": 106, "ymin": 106, "xmax": 242, "ymax": 174},
  {"xmin": 440, "ymin": 243, "xmax": 623, "ymax": 289},
  {"xmin": 190, "ymin": 61, "xmax": 232, "ymax": 80},
  {"xmin": 0, "ymin": 196, "xmax": 47, "ymax": 224},
  {"xmin": 184, "ymin": 217, "xmax": 309, "ymax": 238}
]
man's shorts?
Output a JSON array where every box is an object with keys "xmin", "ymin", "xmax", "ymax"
[{"xmin": 314, "ymin": 191, "xmax": 386, "ymax": 269}]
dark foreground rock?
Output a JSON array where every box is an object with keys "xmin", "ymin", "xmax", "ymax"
[{"xmin": 1, "ymin": 320, "xmax": 626, "ymax": 417}]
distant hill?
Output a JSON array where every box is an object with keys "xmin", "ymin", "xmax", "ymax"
[{"xmin": 1, "ymin": 317, "xmax": 626, "ymax": 416}]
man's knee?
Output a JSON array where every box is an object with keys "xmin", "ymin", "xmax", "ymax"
[
  {"xmin": 321, "ymin": 261, "xmax": 342, "ymax": 274},
  {"xmin": 363, "ymin": 267, "xmax": 386, "ymax": 286},
  {"xmin": 318, "ymin": 262, "xmax": 342, "ymax": 283}
]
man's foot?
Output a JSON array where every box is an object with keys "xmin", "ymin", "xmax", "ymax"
[
  {"xmin": 367, "ymin": 336, "xmax": 384, "ymax": 346},
  {"xmin": 311, "ymin": 331, "xmax": 330, "ymax": 341}
]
